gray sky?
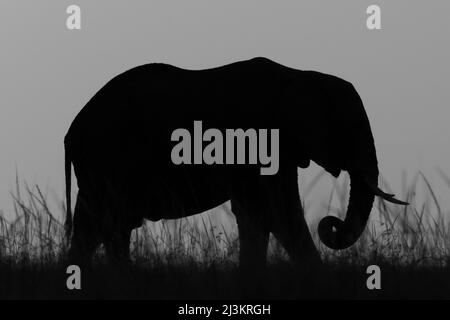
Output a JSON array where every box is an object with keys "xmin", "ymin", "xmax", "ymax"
[{"xmin": 1, "ymin": 1, "xmax": 450, "ymax": 219}]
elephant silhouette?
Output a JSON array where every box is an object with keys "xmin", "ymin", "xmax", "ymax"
[{"xmin": 64, "ymin": 57, "xmax": 407, "ymax": 267}]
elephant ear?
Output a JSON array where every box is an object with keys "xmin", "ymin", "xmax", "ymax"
[{"xmin": 279, "ymin": 72, "xmax": 342, "ymax": 176}]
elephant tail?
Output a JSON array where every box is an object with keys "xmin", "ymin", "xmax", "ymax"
[{"xmin": 64, "ymin": 137, "xmax": 73, "ymax": 243}]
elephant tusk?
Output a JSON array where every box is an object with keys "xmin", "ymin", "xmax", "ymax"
[
  {"xmin": 371, "ymin": 186, "xmax": 395, "ymax": 199},
  {"xmin": 382, "ymin": 197, "xmax": 409, "ymax": 205},
  {"xmin": 364, "ymin": 176, "xmax": 409, "ymax": 206}
]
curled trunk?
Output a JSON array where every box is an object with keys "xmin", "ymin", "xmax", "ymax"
[{"xmin": 318, "ymin": 171, "xmax": 375, "ymax": 250}]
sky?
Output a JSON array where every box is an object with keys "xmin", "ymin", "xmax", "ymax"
[{"xmin": 1, "ymin": 1, "xmax": 450, "ymax": 221}]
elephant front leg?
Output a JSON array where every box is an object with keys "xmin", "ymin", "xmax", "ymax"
[
  {"xmin": 232, "ymin": 199, "xmax": 270, "ymax": 272},
  {"xmin": 271, "ymin": 212, "xmax": 321, "ymax": 266},
  {"xmin": 270, "ymin": 173, "xmax": 321, "ymax": 266}
]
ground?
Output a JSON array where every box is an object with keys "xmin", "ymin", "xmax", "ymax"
[{"xmin": 1, "ymin": 173, "xmax": 449, "ymax": 299}]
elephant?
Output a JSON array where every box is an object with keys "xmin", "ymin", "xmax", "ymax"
[{"xmin": 64, "ymin": 57, "xmax": 407, "ymax": 267}]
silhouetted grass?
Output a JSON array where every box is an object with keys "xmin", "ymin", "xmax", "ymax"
[{"xmin": 0, "ymin": 171, "xmax": 449, "ymax": 299}]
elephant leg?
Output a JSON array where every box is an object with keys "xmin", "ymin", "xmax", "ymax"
[
  {"xmin": 232, "ymin": 199, "xmax": 270, "ymax": 272},
  {"xmin": 271, "ymin": 212, "xmax": 321, "ymax": 265},
  {"xmin": 69, "ymin": 191, "xmax": 101, "ymax": 267},
  {"xmin": 103, "ymin": 223, "xmax": 133, "ymax": 265},
  {"xmin": 271, "ymin": 174, "xmax": 321, "ymax": 265}
]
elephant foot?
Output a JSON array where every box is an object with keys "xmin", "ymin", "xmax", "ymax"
[{"xmin": 67, "ymin": 242, "xmax": 96, "ymax": 271}]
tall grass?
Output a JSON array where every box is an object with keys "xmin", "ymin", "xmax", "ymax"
[{"xmin": 0, "ymin": 170, "xmax": 449, "ymax": 268}]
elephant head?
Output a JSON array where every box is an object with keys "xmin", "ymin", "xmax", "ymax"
[{"xmin": 285, "ymin": 71, "xmax": 408, "ymax": 250}]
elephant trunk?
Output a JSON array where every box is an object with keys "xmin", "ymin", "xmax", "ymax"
[
  {"xmin": 316, "ymin": 82, "xmax": 408, "ymax": 250},
  {"xmin": 318, "ymin": 170, "xmax": 376, "ymax": 250}
]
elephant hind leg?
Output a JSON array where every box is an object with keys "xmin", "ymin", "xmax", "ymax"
[
  {"xmin": 69, "ymin": 192, "xmax": 101, "ymax": 267},
  {"xmin": 103, "ymin": 224, "xmax": 133, "ymax": 266}
]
